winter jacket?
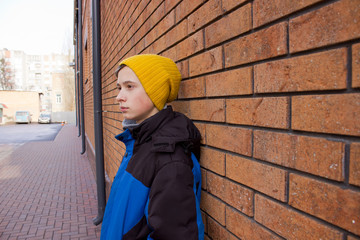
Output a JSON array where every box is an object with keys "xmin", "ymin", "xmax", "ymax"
[{"xmin": 100, "ymin": 106, "xmax": 204, "ymax": 240}]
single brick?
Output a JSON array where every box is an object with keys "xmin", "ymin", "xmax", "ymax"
[
  {"xmin": 171, "ymin": 99, "xmax": 225, "ymax": 122},
  {"xmin": 176, "ymin": 60, "xmax": 189, "ymax": 79},
  {"xmin": 201, "ymin": 191, "xmax": 226, "ymax": 225},
  {"xmin": 178, "ymin": 77, "xmax": 205, "ymax": 99},
  {"xmin": 206, "ymin": 67, "xmax": 253, "ymax": 97},
  {"xmin": 350, "ymin": 143, "xmax": 360, "ymax": 187},
  {"xmin": 225, "ymin": 22, "xmax": 287, "ymax": 67},
  {"xmin": 226, "ymin": 154, "xmax": 287, "ymax": 201},
  {"xmin": 189, "ymin": 47, "xmax": 223, "ymax": 77},
  {"xmin": 290, "ymin": 0, "xmax": 360, "ymax": 53},
  {"xmin": 201, "ymin": 169, "xmax": 207, "ymax": 190},
  {"xmin": 207, "ymin": 217, "xmax": 236, "ymax": 240},
  {"xmin": 194, "ymin": 122, "xmax": 206, "ymax": 144},
  {"xmin": 200, "ymin": 168, "xmax": 207, "ymax": 190},
  {"xmin": 188, "ymin": 0, "xmax": 223, "ymax": 33},
  {"xmin": 170, "ymin": 101, "xmax": 189, "ymax": 116},
  {"xmin": 255, "ymin": 194, "xmax": 343, "ymax": 240},
  {"xmin": 254, "ymin": 130, "xmax": 345, "ymax": 181},
  {"xmin": 254, "ymin": 48, "xmax": 347, "ymax": 93},
  {"xmin": 175, "ymin": 0, "xmax": 204, "ymax": 23},
  {"xmin": 206, "ymin": 124, "xmax": 252, "ymax": 156},
  {"xmin": 226, "ymin": 97, "xmax": 289, "ymax": 129},
  {"xmin": 162, "ymin": 45, "xmax": 177, "ymax": 61},
  {"xmin": 190, "ymin": 99, "xmax": 225, "ymax": 122},
  {"xmin": 226, "ymin": 206, "xmax": 282, "ymax": 240},
  {"xmin": 222, "ymin": 0, "xmax": 248, "ymax": 12},
  {"xmin": 353, "ymin": 43, "xmax": 360, "ymax": 88},
  {"xmin": 176, "ymin": 30, "xmax": 204, "ymax": 60},
  {"xmin": 205, "ymin": 4, "xmax": 251, "ymax": 47},
  {"xmin": 253, "ymin": 0, "xmax": 323, "ymax": 27},
  {"xmin": 292, "ymin": 93, "xmax": 360, "ymax": 136},
  {"xmin": 200, "ymin": 147, "xmax": 225, "ymax": 176},
  {"xmin": 289, "ymin": 174, "xmax": 360, "ymax": 235},
  {"xmin": 207, "ymin": 172, "xmax": 254, "ymax": 216}
]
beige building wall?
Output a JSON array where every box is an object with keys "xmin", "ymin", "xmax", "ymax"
[
  {"xmin": 51, "ymin": 72, "xmax": 65, "ymax": 113},
  {"xmin": 0, "ymin": 90, "xmax": 40, "ymax": 123},
  {"xmin": 51, "ymin": 71, "xmax": 75, "ymax": 113}
]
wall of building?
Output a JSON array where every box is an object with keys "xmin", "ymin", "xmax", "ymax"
[
  {"xmin": 80, "ymin": 0, "xmax": 360, "ymax": 238},
  {"xmin": 82, "ymin": 0, "xmax": 96, "ymax": 157},
  {"xmin": 0, "ymin": 49, "xmax": 75, "ymax": 113},
  {"xmin": 52, "ymin": 71, "xmax": 76, "ymax": 113},
  {"xmin": 0, "ymin": 90, "xmax": 40, "ymax": 123}
]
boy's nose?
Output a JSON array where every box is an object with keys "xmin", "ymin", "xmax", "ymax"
[{"xmin": 116, "ymin": 92, "xmax": 126, "ymax": 102}]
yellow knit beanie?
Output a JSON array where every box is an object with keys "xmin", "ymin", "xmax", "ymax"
[{"xmin": 119, "ymin": 54, "xmax": 182, "ymax": 110}]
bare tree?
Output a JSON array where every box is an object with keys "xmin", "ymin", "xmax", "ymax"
[
  {"xmin": 0, "ymin": 58, "xmax": 15, "ymax": 90},
  {"xmin": 61, "ymin": 28, "xmax": 75, "ymax": 111},
  {"xmin": 62, "ymin": 56, "xmax": 75, "ymax": 111}
]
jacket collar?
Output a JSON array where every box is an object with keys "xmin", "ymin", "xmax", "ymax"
[
  {"xmin": 115, "ymin": 129, "xmax": 134, "ymax": 145},
  {"xmin": 115, "ymin": 107, "xmax": 173, "ymax": 145},
  {"xmin": 131, "ymin": 106, "xmax": 201, "ymax": 155},
  {"xmin": 116, "ymin": 106, "xmax": 201, "ymax": 156},
  {"xmin": 129, "ymin": 106, "xmax": 174, "ymax": 145}
]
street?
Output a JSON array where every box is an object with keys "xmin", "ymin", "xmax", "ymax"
[
  {"xmin": 0, "ymin": 123, "xmax": 63, "ymax": 163},
  {"xmin": 0, "ymin": 123, "xmax": 62, "ymax": 144}
]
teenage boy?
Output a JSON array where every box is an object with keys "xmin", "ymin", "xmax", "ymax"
[{"xmin": 100, "ymin": 54, "xmax": 204, "ymax": 240}]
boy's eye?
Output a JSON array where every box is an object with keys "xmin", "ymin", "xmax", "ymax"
[{"xmin": 126, "ymin": 84, "xmax": 134, "ymax": 89}]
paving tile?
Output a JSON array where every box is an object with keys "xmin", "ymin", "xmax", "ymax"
[{"xmin": 0, "ymin": 125, "xmax": 101, "ymax": 239}]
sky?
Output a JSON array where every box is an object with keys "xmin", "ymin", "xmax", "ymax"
[{"xmin": 0, "ymin": 0, "xmax": 74, "ymax": 55}]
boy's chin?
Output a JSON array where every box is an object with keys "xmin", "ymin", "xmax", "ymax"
[
  {"xmin": 123, "ymin": 115, "xmax": 139, "ymax": 122},
  {"xmin": 122, "ymin": 114, "xmax": 132, "ymax": 120}
]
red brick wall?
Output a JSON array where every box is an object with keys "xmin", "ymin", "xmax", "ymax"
[
  {"xmin": 81, "ymin": 0, "xmax": 360, "ymax": 238},
  {"xmin": 82, "ymin": 0, "xmax": 96, "ymax": 149}
]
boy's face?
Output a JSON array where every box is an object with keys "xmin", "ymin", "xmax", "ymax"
[{"xmin": 116, "ymin": 66, "xmax": 159, "ymax": 123}]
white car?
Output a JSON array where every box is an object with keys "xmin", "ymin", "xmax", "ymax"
[{"xmin": 38, "ymin": 113, "xmax": 51, "ymax": 124}]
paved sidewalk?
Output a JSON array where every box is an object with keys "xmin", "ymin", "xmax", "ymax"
[{"xmin": 0, "ymin": 125, "xmax": 101, "ymax": 240}]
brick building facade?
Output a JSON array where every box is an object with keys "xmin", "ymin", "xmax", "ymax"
[{"xmin": 75, "ymin": 0, "xmax": 360, "ymax": 239}]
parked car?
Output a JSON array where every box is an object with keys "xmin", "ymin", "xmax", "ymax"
[
  {"xmin": 15, "ymin": 111, "xmax": 32, "ymax": 124},
  {"xmin": 38, "ymin": 112, "xmax": 51, "ymax": 124}
]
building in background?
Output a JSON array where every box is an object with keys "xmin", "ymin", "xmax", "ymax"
[
  {"xmin": 8, "ymin": 50, "xmax": 27, "ymax": 90},
  {"xmin": 0, "ymin": 90, "xmax": 41, "ymax": 123},
  {"xmin": 0, "ymin": 48, "xmax": 75, "ymax": 123}
]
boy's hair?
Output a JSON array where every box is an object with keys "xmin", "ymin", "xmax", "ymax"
[
  {"xmin": 115, "ymin": 54, "xmax": 182, "ymax": 110},
  {"xmin": 114, "ymin": 64, "xmax": 126, "ymax": 78}
]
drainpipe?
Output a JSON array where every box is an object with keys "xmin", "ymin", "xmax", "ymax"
[
  {"xmin": 76, "ymin": 23, "xmax": 81, "ymax": 137},
  {"xmin": 78, "ymin": 0, "xmax": 86, "ymax": 154},
  {"xmin": 92, "ymin": 0, "xmax": 106, "ymax": 225},
  {"xmin": 77, "ymin": 71, "xmax": 81, "ymax": 137},
  {"xmin": 74, "ymin": 23, "xmax": 79, "ymax": 130}
]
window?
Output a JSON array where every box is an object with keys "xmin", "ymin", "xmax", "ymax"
[{"xmin": 56, "ymin": 94, "xmax": 62, "ymax": 104}]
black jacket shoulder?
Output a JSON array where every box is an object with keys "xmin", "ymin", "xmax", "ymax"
[{"xmin": 127, "ymin": 106, "xmax": 201, "ymax": 187}]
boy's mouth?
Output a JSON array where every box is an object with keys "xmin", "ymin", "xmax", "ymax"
[{"xmin": 120, "ymin": 107, "xmax": 129, "ymax": 112}]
